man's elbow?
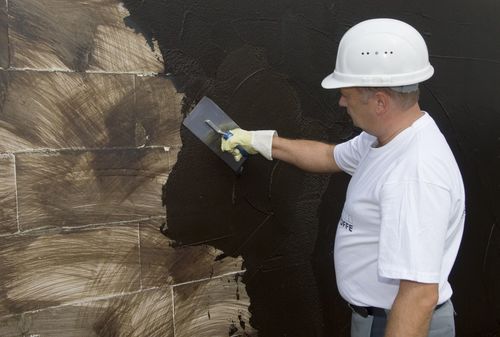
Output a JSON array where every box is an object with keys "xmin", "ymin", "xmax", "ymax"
[{"xmin": 420, "ymin": 286, "xmax": 439, "ymax": 311}]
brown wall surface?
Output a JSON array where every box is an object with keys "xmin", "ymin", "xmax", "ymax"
[
  {"xmin": 0, "ymin": 0, "xmax": 251, "ymax": 336},
  {"xmin": 1, "ymin": 0, "xmax": 500, "ymax": 336}
]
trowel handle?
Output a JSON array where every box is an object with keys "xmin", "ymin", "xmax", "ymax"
[{"xmin": 224, "ymin": 131, "xmax": 249, "ymax": 158}]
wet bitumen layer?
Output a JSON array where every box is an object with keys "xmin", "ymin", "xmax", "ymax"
[{"xmin": 123, "ymin": 1, "xmax": 500, "ymax": 335}]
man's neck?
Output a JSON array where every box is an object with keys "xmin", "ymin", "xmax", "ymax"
[{"xmin": 376, "ymin": 105, "xmax": 424, "ymax": 147}]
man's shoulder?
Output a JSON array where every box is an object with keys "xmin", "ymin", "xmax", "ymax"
[{"xmin": 390, "ymin": 133, "xmax": 461, "ymax": 190}]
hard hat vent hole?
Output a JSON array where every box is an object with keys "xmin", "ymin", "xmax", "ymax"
[{"xmin": 361, "ymin": 51, "xmax": 393, "ymax": 56}]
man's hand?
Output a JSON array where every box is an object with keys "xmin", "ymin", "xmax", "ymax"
[
  {"xmin": 220, "ymin": 129, "xmax": 258, "ymax": 161},
  {"xmin": 221, "ymin": 128, "xmax": 276, "ymax": 161}
]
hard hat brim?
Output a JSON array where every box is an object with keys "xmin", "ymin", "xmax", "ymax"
[
  {"xmin": 321, "ymin": 73, "xmax": 355, "ymax": 89},
  {"xmin": 321, "ymin": 65, "xmax": 434, "ymax": 90}
]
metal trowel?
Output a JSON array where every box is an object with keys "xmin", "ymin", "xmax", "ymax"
[{"xmin": 182, "ymin": 96, "xmax": 247, "ymax": 173}]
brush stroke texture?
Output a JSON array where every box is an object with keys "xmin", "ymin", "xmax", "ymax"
[
  {"xmin": 0, "ymin": 154, "xmax": 16, "ymax": 234},
  {"xmin": 1, "ymin": 0, "xmax": 251, "ymax": 335},
  {"xmin": 0, "ymin": 0, "xmax": 254, "ymax": 337},
  {"xmin": 134, "ymin": 76, "xmax": 184, "ymax": 147},
  {"xmin": 0, "ymin": 71, "xmax": 183, "ymax": 151},
  {"xmin": 15, "ymin": 148, "xmax": 170, "ymax": 230},
  {"xmin": 0, "ymin": 287, "xmax": 174, "ymax": 337},
  {"xmin": 0, "ymin": 226, "xmax": 141, "ymax": 316},
  {"xmin": 174, "ymin": 274, "xmax": 255, "ymax": 337},
  {"xmin": 0, "ymin": 219, "xmax": 247, "ymax": 336},
  {"xmin": 0, "ymin": 71, "xmax": 136, "ymax": 151},
  {"xmin": 140, "ymin": 220, "xmax": 244, "ymax": 288},
  {"xmin": 0, "ymin": 0, "xmax": 8, "ymax": 68},
  {"xmin": 8, "ymin": 0, "xmax": 163, "ymax": 72}
]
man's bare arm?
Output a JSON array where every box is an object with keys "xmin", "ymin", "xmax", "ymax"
[
  {"xmin": 272, "ymin": 136, "xmax": 342, "ymax": 173},
  {"xmin": 385, "ymin": 280, "xmax": 439, "ymax": 337}
]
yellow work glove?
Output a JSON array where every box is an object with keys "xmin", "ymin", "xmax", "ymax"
[{"xmin": 221, "ymin": 128, "xmax": 277, "ymax": 161}]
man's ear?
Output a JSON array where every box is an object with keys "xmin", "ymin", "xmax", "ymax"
[{"xmin": 374, "ymin": 91, "xmax": 390, "ymax": 116}]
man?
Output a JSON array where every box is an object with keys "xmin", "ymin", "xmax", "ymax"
[{"xmin": 221, "ymin": 18, "xmax": 465, "ymax": 337}]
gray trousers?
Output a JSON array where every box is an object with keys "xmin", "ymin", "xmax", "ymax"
[{"xmin": 351, "ymin": 300, "xmax": 455, "ymax": 337}]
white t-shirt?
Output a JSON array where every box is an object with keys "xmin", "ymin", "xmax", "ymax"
[{"xmin": 333, "ymin": 112, "xmax": 465, "ymax": 309}]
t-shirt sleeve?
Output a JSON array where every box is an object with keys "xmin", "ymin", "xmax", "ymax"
[
  {"xmin": 378, "ymin": 181, "xmax": 451, "ymax": 283},
  {"xmin": 334, "ymin": 132, "xmax": 373, "ymax": 175}
]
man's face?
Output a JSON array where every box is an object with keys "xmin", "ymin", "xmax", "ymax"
[{"xmin": 339, "ymin": 87, "xmax": 376, "ymax": 131}]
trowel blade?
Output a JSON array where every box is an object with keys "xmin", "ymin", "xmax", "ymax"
[{"xmin": 182, "ymin": 96, "xmax": 246, "ymax": 172}]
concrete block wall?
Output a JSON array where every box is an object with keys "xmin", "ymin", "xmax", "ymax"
[{"xmin": 0, "ymin": 0, "xmax": 252, "ymax": 336}]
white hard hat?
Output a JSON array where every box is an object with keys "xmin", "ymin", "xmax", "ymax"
[{"xmin": 321, "ymin": 18, "xmax": 434, "ymax": 89}]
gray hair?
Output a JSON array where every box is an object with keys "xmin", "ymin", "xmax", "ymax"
[{"xmin": 359, "ymin": 85, "xmax": 420, "ymax": 109}]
